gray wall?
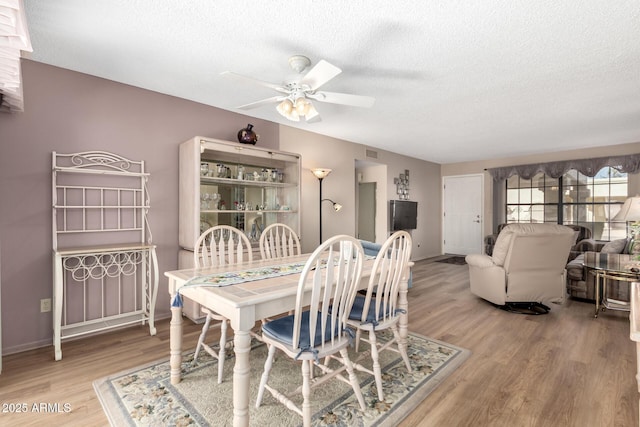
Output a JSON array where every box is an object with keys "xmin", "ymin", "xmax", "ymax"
[
  {"xmin": 279, "ymin": 127, "xmax": 442, "ymax": 259},
  {"xmin": 0, "ymin": 60, "xmax": 443, "ymax": 355},
  {"xmin": 0, "ymin": 60, "xmax": 279, "ymax": 354}
]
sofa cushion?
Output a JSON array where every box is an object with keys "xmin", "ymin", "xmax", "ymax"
[
  {"xmin": 600, "ymin": 238, "xmax": 627, "ymax": 254},
  {"xmin": 566, "ymin": 254, "xmax": 585, "ymax": 280}
]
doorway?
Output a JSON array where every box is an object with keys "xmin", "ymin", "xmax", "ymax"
[
  {"xmin": 358, "ymin": 182, "xmax": 376, "ymax": 241},
  {"xmin": 355, "ymin": 160, "xmax": 387, "ymax": 244},
  {"xmin": 442, "ymin": 174, "xmax": 484, "ymax": 255}
]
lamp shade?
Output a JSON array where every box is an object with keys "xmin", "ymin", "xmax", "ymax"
[
  {"xmin": 311, "ymin": 168, "xmax": 332, "ymax": 180},
  {"xmin": 613, "ymin": 196, "xmax": 640, "ymax": 222}
]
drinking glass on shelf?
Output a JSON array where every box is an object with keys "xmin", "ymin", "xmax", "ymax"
[
  {"xmin": 211, "ymin": 193, "xmax": 221, "ymax": 210},
  {"xmin": 201, "ymin": 193, "xmax": 211, "ymax": 209},
  {"xmin": 200, "ymin": 162, "xmax": 209, "ymax": 176}
]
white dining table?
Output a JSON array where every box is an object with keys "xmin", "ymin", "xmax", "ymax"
[{"xmin": 165, "ymin": 253, "xmax": 411, "ymax": 427}]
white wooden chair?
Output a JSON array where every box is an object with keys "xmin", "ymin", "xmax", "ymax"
[
  {"xmin": 258, "ymin": 223, "xmax": 301, "ymax": 320},
  {"xmin": 347, "ymin": 230, "xmax": 413, "ymax": 401},
  {"xmin": 193, "ymin": 225, "xmax": 253, "ymax": 383},
  {"xmin": 259, "ymin": 223, "xmax": 301, "ymax": 260},
  {"xmin": 255, "ymin": 235, "xmax": 367, "ymax": 426}
]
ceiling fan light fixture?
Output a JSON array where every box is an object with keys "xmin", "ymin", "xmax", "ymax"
[
  {"xmin": 276, "ymin": 98, "xmax": 293, "ymax": 116},
  {"xmin": 277, "ymin": 95, "xmax": 315, "ymax": 122},
  {"xmin": 289, "ymin": 108, "xmax": 300, "ymax": 121},
  {"xmin": 295, "ymin": 97, "xmax": 308, "ymax": 115},
  {"xmin": 276, "ymin": 98, "xmax": 300, "ymax": 121},
  {"xmin": 305, "ymin": 102, "xmax": 319, "ymax": 121}
]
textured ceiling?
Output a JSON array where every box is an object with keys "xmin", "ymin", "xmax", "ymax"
[{"xmin": 22, "ymin": 0, "xmax": 640, "ymax": 164}]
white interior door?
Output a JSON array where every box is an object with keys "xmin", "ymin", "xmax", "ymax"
[{"xmin": 442, "ymin": 174, "xmax": 484, "ymax": 255}]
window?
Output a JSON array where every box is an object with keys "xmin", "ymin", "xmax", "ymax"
[{"xmin": 506, "ymin": 167, "xmax": 627, "ymax": 240}]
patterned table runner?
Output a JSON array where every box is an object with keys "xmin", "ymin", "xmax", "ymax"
[
  {"xmin": 185, "ymin": 261, "xmax": 309, "ymax": 288},
  {"xmin": 171, "ymin": 255, "xmax": 375, "ymax": 308}
]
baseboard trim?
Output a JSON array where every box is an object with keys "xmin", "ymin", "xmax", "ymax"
[{"xmin": 2, "ymin": 313, "xmax": 172, "ymax": 356}]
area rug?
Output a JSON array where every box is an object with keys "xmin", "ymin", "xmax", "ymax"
[
  {"xmin": 435, "ymin": 255, "xmax": 467, "ymax": 265},
  {"xmin": 94, "ymin": 331, "xmax": 470, "ymax": 427}
]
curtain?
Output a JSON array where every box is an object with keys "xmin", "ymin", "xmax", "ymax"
[
  {"xmin": 0, "ymin": 0, "xmax": 32, "ymax": 112},
  {"xmin": 486, "ymin": 154, "xmax": 640, "ymax": 181}
]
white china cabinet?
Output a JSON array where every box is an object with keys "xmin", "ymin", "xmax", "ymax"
[{"xmin": 178, "ymin": 137, "xmax": 302, "ymax": 321}]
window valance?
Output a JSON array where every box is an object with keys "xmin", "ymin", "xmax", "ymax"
[{"xmin": 486, "ymin": 154, "xmax": 640, "ymax": 181}]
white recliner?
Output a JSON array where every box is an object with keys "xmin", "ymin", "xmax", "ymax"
[{"xmin": 465, "ymin": 223, "xmax": 575, "ymax": 313}]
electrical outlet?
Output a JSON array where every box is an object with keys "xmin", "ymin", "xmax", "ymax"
[{"xmin": 40, "ymin": 298, "xmax": 51, "ymax": 313}]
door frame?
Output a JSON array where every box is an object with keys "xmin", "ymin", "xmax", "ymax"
[{"xmin": 441, "ymin": 173, "xmax": 485, "ymax": 255}]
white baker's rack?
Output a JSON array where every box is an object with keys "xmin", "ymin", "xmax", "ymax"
[{"xmin": 52, "ymin": 151, "xmax": 157, "ymax": 360}]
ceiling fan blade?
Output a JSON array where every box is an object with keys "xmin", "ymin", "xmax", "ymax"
[
  {"xmin": 299, "ymin": 60, "xmax": 342, "ymax": 90},
  {"xmin": 308, "ymin": 91, "xmax": 375, "ymax": 108},
  {"xmin": 237, "ymin": 96, "xmax": 285, "ymax": 110},
  {"xmin": 220, "ymin": 71, "xmax": 288, "ymax": 93}
]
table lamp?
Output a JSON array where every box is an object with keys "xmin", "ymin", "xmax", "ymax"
[{"xmin": 613, "ymin": 196, "xmax": 640, "ymax": 253}]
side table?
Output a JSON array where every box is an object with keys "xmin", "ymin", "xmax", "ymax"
[
  {"xmin": 584, "ymin": 252, "xmax": 639, "ymax": 318},
  {"xmin": 630, "ymin": 282, "xmax": 640, "ymax": 426}
]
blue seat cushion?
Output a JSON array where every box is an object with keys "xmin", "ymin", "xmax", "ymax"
[
  {"xmin": 358, "ymin": 240, "xmax": 413, "ymax": 288},
  {"xmin": 262, "ymin": 311, "xmax": 340, "ymax": 348},
  {"xmin": 360, "ymin": 240, "xmax": 383, "ymax": 257},
  {"xmin": 348, "ymin": 295, "xmax": 393, "ymax": 323}
]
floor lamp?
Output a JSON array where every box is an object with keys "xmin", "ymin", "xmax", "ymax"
[{"xmin": 311, "ymin": 168, "xmax": 333, "ymax": 244}]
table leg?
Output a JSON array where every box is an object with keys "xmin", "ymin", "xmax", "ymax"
[
  {"xmin": 233, "ymin": 330, "xmax": 252, "ymax": 427},
  {"xmin": 397, "ymin": 262, "xmax": 412, "ymax": 354},
  {"xmin": 170, "ymin": 303, "xmax": 183, "ymax": 385},
  {"xmin": 595, "ymin": 271, "xmax": 601, "ymax": 318}
]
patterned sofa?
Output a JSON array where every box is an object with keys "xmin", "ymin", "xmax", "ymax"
[
  {"xmin": 565, "ymin": 238, "xmax": 633, "ymax": 301},
  {"xmin": 485, "ymin": 223, "xmax": 594, "ymax": 261}
]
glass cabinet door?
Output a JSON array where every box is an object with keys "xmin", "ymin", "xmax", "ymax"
[{"xmin": 180, "ymin": 137, "xmax": 301, "ymax": 251}]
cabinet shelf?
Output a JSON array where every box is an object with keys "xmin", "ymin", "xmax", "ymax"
[
  {"xmin": 200, "ymin": 209, "xmax": 298, "ymax": 214},
  {"xmin": 200, "ymin": 176, "xmax": 295, "ymax": 188}
]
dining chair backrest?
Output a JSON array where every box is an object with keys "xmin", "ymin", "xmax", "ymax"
[
  {"xmin": 291, "ymin": 235, "xmax": 364, "ymax": 353},
  {"xmin": 194, "ymin": 225, "xmax": 253, "ymax": 268},
  {"xmin": 259, "ymin": 223, "xmax": 301, "ymax": 260},
  {"xmin": 357, "ymin": 230, "xmax": 412, "ymax": 325}
]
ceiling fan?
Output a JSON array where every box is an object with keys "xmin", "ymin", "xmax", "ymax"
[{"xmin": 221, "ymin": 55, "xmax": 375, "ymax": 122}]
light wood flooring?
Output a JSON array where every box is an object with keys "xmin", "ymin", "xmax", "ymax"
[{"xmin": 0, "ymin": 258, "xmax": 637, "ymax": 426}]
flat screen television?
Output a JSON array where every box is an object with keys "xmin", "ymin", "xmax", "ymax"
[{"xmin": 390, "ymin": 200, "xmax": 417, "ymax": 230}]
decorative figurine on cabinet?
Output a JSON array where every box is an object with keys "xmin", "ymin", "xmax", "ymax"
[{"xmin": 237, "ymin": 124, "xmax": 259, "ymax": 145}]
